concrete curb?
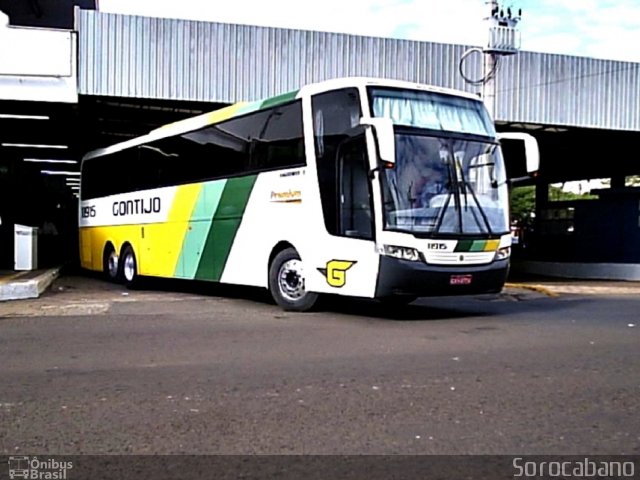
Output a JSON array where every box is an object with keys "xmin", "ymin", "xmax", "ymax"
[
  {"xmin": 514, "ymin": 261, "xmax": 640, "ymax": 281},
  {"xmin": 504, "ymin": 282, "xmax": 560, "ymax": 297},
  {"xmin": 0, "ymin": 268, "xmax": 60, "ymax": 302}
]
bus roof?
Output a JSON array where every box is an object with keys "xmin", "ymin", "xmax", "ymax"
[
  {"xmin": 297, "ymin": 76, "xmax": 481, "ymax": 101},
  {"xmin": 82, "ymin": 77, "xmax": 483, "ymax": 162}
]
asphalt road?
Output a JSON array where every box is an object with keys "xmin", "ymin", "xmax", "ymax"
[{"xmin": 1, "ymin": 276, "xmax": 639, "ymax": 456}]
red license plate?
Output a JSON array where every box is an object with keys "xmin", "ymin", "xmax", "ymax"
[{"xmin": 450, "ymin": 274, "xmax": 473, "ymax": 285}]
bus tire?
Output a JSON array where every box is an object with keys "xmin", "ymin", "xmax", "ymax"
[
  {"xmin": 120, "ymin": 245, "xmax": 141, "ymax": 289},
  {"xmin": 268, "ymin": 248, "xmax": 318, "ymax": 312},
  {"xmin": 103, "ymin": 244, "xmax": 120, "ymax": 282}
]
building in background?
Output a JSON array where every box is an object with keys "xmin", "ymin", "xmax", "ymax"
[{"xmin": 1, "ymin": 5, "xmax": 640, "ymax": 277}]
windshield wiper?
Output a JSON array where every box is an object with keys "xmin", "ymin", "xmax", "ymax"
[
  {"xmin": 455, "ymin": 156, "xmax": 494, "ymax": 235},
  {"xmin": 432, "ymin": 189, "xmax": 453, "ymax": 234},
  {"xmin": 432, "ymin": 141, "xmax": 461, "ymax": 235}
]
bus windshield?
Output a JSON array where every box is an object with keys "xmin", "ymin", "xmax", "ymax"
[{"xmin": 369, "ymin": 87, "xmax": 508, "ymax": 236}]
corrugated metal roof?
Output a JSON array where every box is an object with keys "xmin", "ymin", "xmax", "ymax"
[
  {"xmin": 77, "ymin": 11, "xmax": 480, "ymax": 100},
  {"xmin": 78, "ymin": 10, "xmax": 640, "ymax": 132},
  {"xmin": 495, "ymin": 51, "xmax": 640, "ymax": 130}
]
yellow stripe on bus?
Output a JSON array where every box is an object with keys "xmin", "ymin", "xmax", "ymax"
[
  {"xmin": 139, "ymin": 184, "xmax": 202, "ymax": 277},
  {"xmin": 484, "ymin": 239, "xmax": 501, "ymax": 252},
  {"xmin": 82, "ymin": 225, "xmax": 142, "ymax": 272},
  {"xmin": 81, "ymin": 185, "xmax": 203, "ymax": 277},
  {"xmin": 154, "ymin": 102, "xmax": 251, "ymax": 137}
]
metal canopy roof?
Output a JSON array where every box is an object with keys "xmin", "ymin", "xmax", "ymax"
[{"xmin": 77, "ymin": 10, "xmax": 640, "ymax": 133}]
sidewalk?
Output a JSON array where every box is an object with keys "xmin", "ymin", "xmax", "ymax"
[
  {"xmin": 0, "ymin": 268, "xmax": 60, "ymax": 302},
  {"xmin": 506, "ymin": 272, "xmax": 640, "ymax": 297}
]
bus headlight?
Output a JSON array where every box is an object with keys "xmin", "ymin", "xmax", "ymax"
[
  {"xmin": 494, "ymin": 246, "xmax": 511, "ymax": 261},
  {"xmin": 382, "ymin": 245, "xmax": 423, "ymax": 262}
]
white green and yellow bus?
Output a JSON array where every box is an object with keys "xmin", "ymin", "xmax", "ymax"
[{"xmin": 79, "ymin": 77, "xmax": 538, "ymax": 311}]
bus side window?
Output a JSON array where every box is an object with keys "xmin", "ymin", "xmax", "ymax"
[
  {"xmin": 82, "ymin": 147, "xmax": 138, "ymax": 200},
  {"xmin": 251, "ymin": 102, "xmax": 305, "ymax": 171}
]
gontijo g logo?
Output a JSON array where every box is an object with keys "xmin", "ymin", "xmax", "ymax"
[
  {"xmin": 318, "ymin": 260, "xmax": 357, "ymax": 288},
  {"xmin": 8, "ymin": 456, "xmax": 73, "ymax": 479}
]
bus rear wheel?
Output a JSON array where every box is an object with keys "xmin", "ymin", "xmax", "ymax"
[
  {"xmin": 103, "ymin": 245, "xmax": 120, "ymax": 282},
  {"xmin": 269, "ymin": 248, "xmax": 318, "ymax": 312},
  {"xmin": 121, "ymin": 245, "xmax": 140, "ymax": 289}
]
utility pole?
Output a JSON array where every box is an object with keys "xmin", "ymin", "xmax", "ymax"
[
  {"xmin": 483, "ymin": 0, "xmax": 499, "ymax": 120},
  {"xmin": 481, "ymin": 0, "xmax": 522, "ymax": 120},
  {"xmin": 459, "ymin": 2, "xmax": 521, "ymax": 119}
]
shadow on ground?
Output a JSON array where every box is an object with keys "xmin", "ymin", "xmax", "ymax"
[{"xmin": 57, "ymin": 267, "xmax": 577, "ymax": 323}]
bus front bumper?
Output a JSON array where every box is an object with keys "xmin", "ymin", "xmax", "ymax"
[{"xmin": 375, "ymin": 256, "xmax": 509, "ymax": 298}]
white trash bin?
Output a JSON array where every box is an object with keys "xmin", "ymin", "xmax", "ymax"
[{"xmin": 14, "ymin": 224, "xmax": 39, "ymax": 271}]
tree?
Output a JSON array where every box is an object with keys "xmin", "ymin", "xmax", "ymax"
[
  {"xmin": 626, "ymin": 175, "xmax": 640, "ymax": 186},
  {"xmin": 509, "ymin": 186, "xmax": 535, "ymax": 225},
  {"xmin": 509, "ymin": 185, "xmax": 596, "ymax": 225}
]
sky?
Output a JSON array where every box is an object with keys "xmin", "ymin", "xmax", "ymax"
[{"xmin": 97, "ymin": 0, "xmax": 640, "ymax": 63}]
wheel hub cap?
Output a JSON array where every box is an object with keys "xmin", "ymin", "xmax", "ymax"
[
  {"xmin": 278, "ymin": 259, "xmax": 305, "ymax": 300},
  {"xmin": 124, "ymin": 254, "xmax": 135, "ymax": 282},
  {"xmin": 108, "ymin": 253, "xmax": 118, "ymax": 278}
]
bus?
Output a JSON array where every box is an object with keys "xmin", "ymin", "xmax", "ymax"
[{"xmin": 79, "ymin": 77, "xmax": 538, "ymax": 311}]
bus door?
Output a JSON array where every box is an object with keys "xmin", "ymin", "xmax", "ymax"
[
  {"xmin": 337, "ymin": 134, "xmax": 374, "ymax": 240},
  {"xmin": 304, "ymin": 88, "xmax": 379, "ymax": 297}
]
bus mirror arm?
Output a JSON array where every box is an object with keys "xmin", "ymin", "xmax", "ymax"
[
  {"xmin": 368, "ymin": 163, "xmax": 394, "ymax": 180},
  {"xmin": 508, "ymin": 175, "xmax": 534, "ymax": 187}
]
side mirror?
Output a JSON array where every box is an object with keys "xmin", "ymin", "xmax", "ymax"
[
  {"xmin": 498, "ymin": 132, "xmax": 540, "ymax": 175},
  {"xmin": 360, "ymin": 117, "xmax": 395, "ymax": 166}
]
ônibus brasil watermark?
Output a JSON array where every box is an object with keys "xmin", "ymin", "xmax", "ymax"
[
  {"xmin": 8, "ymin": 456, "xmax": 73, "ymax": 480},
  {"xmin": 513, "ymin": 457, "xmax": 636, "ymax": 478}
]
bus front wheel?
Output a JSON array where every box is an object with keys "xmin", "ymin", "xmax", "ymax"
[
  {"xmin": 269, "ymin": 248, "xmax": 318, "ymax": 312},
  {"xmin": 121, "ymin": 245, "xmax": 140, "ymax": 289}
]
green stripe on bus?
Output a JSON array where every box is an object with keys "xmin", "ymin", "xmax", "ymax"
[
  {"xmin": 455, "ymin": 240, "xmax": 474, "ymax": 252},
  {"xmin": 469, "ymin": 241, "xmax": 486, "ymax": 252},
  {"xmin": 234, "ymin": 101, "xmax": 264, "ymax": 117},
  {"xmin": 195, "ymin": 175, "xmax": 258, "ymax": 281},
  {"xmin": 214, "ymin": 91, "xmax": 299, "ymax": 122},
  {"xmin": 260, "ymin": 90, "xmax": 298, "ymax": 109},
  {"xmin": 175, "ymin": 181, "xmax": 227, "ymax": 279}
]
